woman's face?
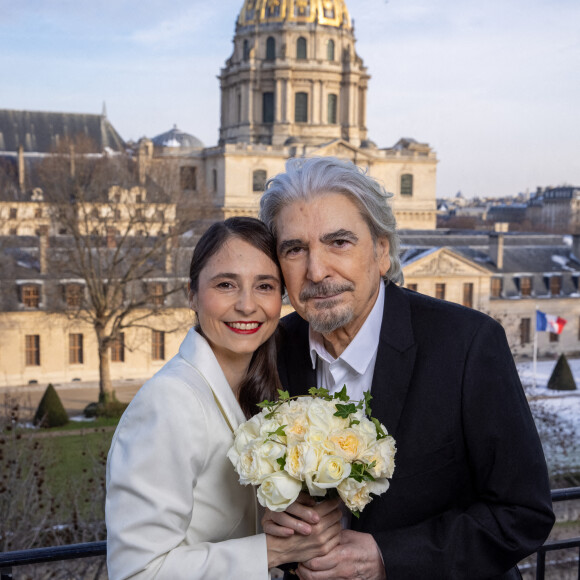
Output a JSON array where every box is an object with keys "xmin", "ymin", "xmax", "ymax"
[{"xmin": 190, "ymin": 237, "xmax": 282, "ymax": 365}]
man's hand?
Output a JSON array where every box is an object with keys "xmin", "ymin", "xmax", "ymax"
[
  {"xmin": 264, "ymin": 496, "xmax": 343, "ymax": 568},
  {"xmin": 296, "ymin": 529, "xmax": 387, "ymax": 580}
]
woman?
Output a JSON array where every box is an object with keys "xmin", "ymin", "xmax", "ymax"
[{"xmin": 106, "ymin": 217, "xmax": 341, "ymax": 579}]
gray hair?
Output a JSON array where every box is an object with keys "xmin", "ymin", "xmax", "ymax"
[{"xmin": 260, "ymin": 156, "xmax": 402, "ymax": 283}]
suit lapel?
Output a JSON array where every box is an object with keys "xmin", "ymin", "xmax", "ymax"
[
  {"xmin": 370, "ymin": 283, "xmax": 417, "ymax": 439},
  {"xmin": 279, "ymin": 314, "xmax": 316, "ymax": 396}
]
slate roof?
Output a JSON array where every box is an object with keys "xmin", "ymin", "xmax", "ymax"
[{"xmin": 0, "ymin": 109, "xmax": 125, "ymax": 154}]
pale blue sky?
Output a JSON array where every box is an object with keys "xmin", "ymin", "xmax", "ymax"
[{"xmin": 1, "ymin": 0, "xmax": 579, "ymax": 198}]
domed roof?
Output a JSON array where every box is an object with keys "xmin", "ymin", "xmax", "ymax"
[
  {"xmin": 238, "ymin": 0, "xmax": 351, "ymax": 29},
  {"xmin": 151, "ymin": 125, "xmax": 204, "ymax": 149}
]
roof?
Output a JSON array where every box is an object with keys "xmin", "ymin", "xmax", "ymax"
[
  {"xmin": 0, "ymin": 109, "xmax": 125, "ymax": 154},
  {"xmin": 151, "ymin": 125, "xmax": 204, "ymax": 150}
]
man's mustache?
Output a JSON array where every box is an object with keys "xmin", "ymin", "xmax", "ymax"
[{"xmin": 299, "ymin": 282, "xmax": 355, "ymax": 302}]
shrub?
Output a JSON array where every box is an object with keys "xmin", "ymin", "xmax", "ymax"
[
  {"xmin": 33, "ymin": 384, "xmax": 69, "ymax": 428},
  {"xmin": 547, "ymin": 354, "xmax": 578, "ymax": 391}
]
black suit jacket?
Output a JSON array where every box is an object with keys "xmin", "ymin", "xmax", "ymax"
[{"xmin": 277, "ymin": 282, "xmax": 554, "ymax": 580}]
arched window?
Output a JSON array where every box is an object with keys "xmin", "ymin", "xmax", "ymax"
[
  {"xmin": 262, "ymin": 92, "xmax": 274, "ymax": 123},
  {"xmin": 253, "ymin": 170, "xmax": 267, "ymax": 192},
  {"xmin": 297, "ymin": 37, "xmax": 307, "ymax": 59},
  {"xmin": 400, "ymin": 174, "xmax": 413, "ymax": 196},
  {"xmin": 266, "ymin": 37, "xmax": 276, "ymax": 60},
  {"xmin": 327, "ymin": 94, "xmax": 337, "ymax": 124},
  {"xmin": 243, "ymin": 39, "xmax": 250, "ymax": 61},
  {"xmin": 327, "ymin": 39, "xmax": 335, "ymax": 61},
  {"xmin": 295, "ymin": 92, "xmax": 308, "ymax": 123}
]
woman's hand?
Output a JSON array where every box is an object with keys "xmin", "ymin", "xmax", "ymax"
[{"xmin": 264, "ymin": 495, "xmax": 343, "ymax": 568}]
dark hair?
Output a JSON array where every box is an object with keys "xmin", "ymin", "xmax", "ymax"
[{"xmin": 189, "ymin": 216, "xmax": 283, "ymax": 418}]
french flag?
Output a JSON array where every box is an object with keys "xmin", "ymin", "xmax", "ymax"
[{"xmin": 536, "ymin": 310, "xmax": 567, "ymax": 334}]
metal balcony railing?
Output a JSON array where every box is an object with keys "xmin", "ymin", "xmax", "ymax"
[{"xmin": 1, "ymin": 488, "xmax": 579, "ymax": 579}]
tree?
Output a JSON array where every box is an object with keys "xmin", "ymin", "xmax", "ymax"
[
  {"xmin": 33, "ymin": 384, "xmax": 69, "ymax": 428},
  {"xmin": 36, "ymin": 137, "xmax": 190, "ymax": 402},
  {"xmin": 548, "ymin": 354, "xmax": 578, "ymax": 391}
]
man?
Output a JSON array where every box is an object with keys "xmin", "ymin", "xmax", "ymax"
[{"xmin": 259, "ymin": 157, "xmax": 554, "ymax": 580}]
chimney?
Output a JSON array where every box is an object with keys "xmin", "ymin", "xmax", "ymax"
[
  {"xmin": 489, "ymin": 223, "xmax": 508, "ymax": 270},
  {"xmin": 38, "ymin": 226, "xmax": 49, "ymax": 274},
  {"xmin": 18, "ymin": 145, "xmax": 25, "ymax": 192},
  {"xmin": 137, "ymin": 138, "xmax": 153, "ymax": 185}
]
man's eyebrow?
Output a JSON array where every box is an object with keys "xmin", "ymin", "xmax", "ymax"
[
  {"xmin": 278, "ymin": 239, "xmax": 303, "ymax": 254},
  {"xmin": 321, "ymin": 229, "xmax": 358, "ymax": 244}
]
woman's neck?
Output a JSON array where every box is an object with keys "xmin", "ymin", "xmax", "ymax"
[{"xmin": 214, "ymin": 350, "xmax": 252, "ymax": 396}]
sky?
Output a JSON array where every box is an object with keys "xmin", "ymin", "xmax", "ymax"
[{"xmin": 1, "ymin": 0, "xmax": 579, "ymax": 198}]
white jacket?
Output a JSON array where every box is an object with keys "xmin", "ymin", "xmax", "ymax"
[{"xmin": 106, "ymin": 328, "xmax": 268, "ymax": 579}]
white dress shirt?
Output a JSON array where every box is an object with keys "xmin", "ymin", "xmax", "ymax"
[{"xmin": 309, "ymin": 282, "xmax": 385, "ymax": 401}]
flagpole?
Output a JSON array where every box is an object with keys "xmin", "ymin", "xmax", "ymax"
[{"xmin": 533, "ymin": 306, "xmax": 538, "ymax": 389}]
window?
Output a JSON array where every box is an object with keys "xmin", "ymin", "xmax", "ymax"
[
  {"xmin": 491, "ymin": 277, "xmax": 503, "ymax": 298},
  {"xmin": 243, "ymin": 39, "xmax": 250, "ymax": 61},
  {"xmin": 237, "ymin": 93, "xmax": 242, "ymax": 123},
  {"xmin": 212, "ymin": 169, "xmax": 218, "ymax": 192},
  {"xmin": 327, "ymin": 39, "xmax": 335, "ymax": 61},
  {"xmin": 9, "ymin": 228, "xmax": 17, "ymax": 236},
  {"xmin": 25, "ymin": 335, "xmax": 40, "ymax": 366},
  {"xmin": 150, "ymin": 282, "xmax": 165, "ymax": 307},
  {"xmin": 435, "ymin": 283, "xmax": 446, "ymax": 300},
  {"xmin": 520, "ymin": 276, "xmax": 532, "ymax": 297},
  {"xmin": 549, "ymin": 332, "xmax": 559, "ymax": 343},
  {"xmin": 65, "ymin": 284, "xmax": 83, "ymax": 307},
  {"xmin": 266, "ymin": 36, "xmax": 276, "ymax": 60},
  {"xmin": 9, "ymin": 207, "xmax": 17, "ymax": 219},
  {"xmin": 69, "ymin": 333, "xmax": 84, "ymax": 364},
  {"xmin": 407, "ymin": 283, "xmax": 418, "ymax": 292},
  {"xmin": 152, "ymin": 330, "xmax": 165, "ymax": 361},
  {"xmin": 22, "ymin": 284, "xmax": 40, "ymax": 308},
  {"xmin": 110, "ymin": 333, "xmax": 125, "ymax": 363},
  {"xmin": 295, "ymin": 92, "xmax": 308, "ymax": 123},
  {"xmin": 180, "ymin": 166, "xmax": 197, "ymax": 190},
  {"xmin": 463, "ymin": 283, "xmax": 473, "ymax": 308},
  {"xmin": 520, "ymin": 318, "xmax": 531, "ymax": 345},
  {"xmin": 327, "ymin": 94, "xmax": 337, "ymax": 124},
  {"xmin": 400, "ymin": 174, "xmax": 413, "ymax": 196},
  {"xmin": 297, "ymin": 37, "xmax": 307, "ymax": 59},
  {"xmin": 549, "ymin": 275, "xmax": 562, "ymax": 296},
  {"xmin": 35, "ymin": 207, "xmax": 42, "ymax": 218},
  {"xmin": 253, "ymin": 170, "xmax": 267, "ymax": 192},
  {"xmin": 262, "ymin": 92, "xmax": 274, "ymax": 123}
]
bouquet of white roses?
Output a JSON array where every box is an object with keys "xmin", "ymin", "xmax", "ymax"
[{"xmin": 227, "ymin": 387, "xmax": 396, "ymax": 516}]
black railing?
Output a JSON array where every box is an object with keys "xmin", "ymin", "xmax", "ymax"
[{"xmin": 1, "ymin": 489, "xmax": 579, "ymax": 579}]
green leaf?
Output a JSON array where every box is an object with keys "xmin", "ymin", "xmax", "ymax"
[
  {"xmin": 333, "ymin": 385, "xmax": 349, "ymax": 402},
  {"xmin": 276, "ymin": 454, "xmax": 286, "ymax": 470},
  {"xmin": 351, "ymin": 509, "xmax": 361, "ymax": 519},
  {"xmin": 257, "ymin": 399, "xmax": 273, "ymax": 409},
  {"xmin": 308, "ymin": 386, "xmax": 331, "ymax": 399},
  {"xmin": 267, "ymin": 425, "xmax": 287, "ymax": 438},
  {"xmin": 277, "ymin": 389, "xmax": 290, "ymax": 400},
  {"xmin": 371, "ymin": 417, "xmax": 387, "ymax": 440},
  {"xmin": 363, "ymin": 391, "xmax": 373, "ymax": 416},
  {"xmin": 334, "ymin": 403, "xmax": 357, "ymax": 419},
  {"xmin": 349, "ymin": 419, "xmax": 360, "ymax": 427}
]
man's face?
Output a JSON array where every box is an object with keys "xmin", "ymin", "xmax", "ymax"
[{"xmin": 275, "ymin": 192, "xmax": 390, "ymax": 341}]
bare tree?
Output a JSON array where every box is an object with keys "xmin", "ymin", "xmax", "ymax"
[{"xmin": 36, "ymin": 137, "xmax": 191, "ymax": 403}]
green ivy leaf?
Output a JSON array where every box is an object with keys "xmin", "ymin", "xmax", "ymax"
[
  {"xmin": 277, "ymin": 454, "xmax": 287, "ymax": 470},
  {"xmin": 334, "ymin": 403, "xmax": 357, "ymax": 419},
  {"xmin": 308, "ymin": 386, "xmax": 331, "ymax": 399},
  {"xmin": 364, "ymin": 391, "xmax": 373, "ymax": 417},
  {"xmin": 277, "ymin": 389, "xmax": 290, "ymax": 400},
  {"xmin": 372, "ymin": 417, "xmax": 387, "ymax": 440},
  {"xmin": 333, "ymin": 385, "xmax": 349, "ymax": 402},
  {"xmin": 267, "ymin": 425, "xmax": 287, "ymax": 438}
]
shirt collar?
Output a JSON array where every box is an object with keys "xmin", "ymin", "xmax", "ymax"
[{"xmin": 309, "ymin": 281, "xmax": 385, "ymax": 374}]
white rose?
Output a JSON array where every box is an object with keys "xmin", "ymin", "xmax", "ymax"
[
  {"xmin": 337, "ymin": 478, "xmax": 372, "ymax": 513},
  {"xmin": 307, "ymin": 398, "xmax": 344, "ymax": 433},
  {"xmin": 285, "ymin": 441, "xmax": 320, "ymax": 481},
  {"xmin": 350, "ymin": 416, "xmax": 379, "ymax": 449},
  {"xmin": 328, "ymin": 428, "xmax": 366, "ymax": 461},
  {"xmin": 305, "ymin": 454, "xmax": 351, "ymax": 496},
  {"xmin": 231, "ymin": 440, "xmax": 276, "ymax": 485},
  {"xmin": 257, "ymin": 472, "xmax": 302, "ymax": 512},
  {"xmin": 259, "ymin": 439, "xmax": 287, "ymax": 470},
  {"xmin": 360, "ymin": 436, "xmax": 396, "ymax": 479}
]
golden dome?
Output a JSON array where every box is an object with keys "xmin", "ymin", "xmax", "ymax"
[{"xmin": 237, "ymin": 0, "xmax": 351, "ymax": 29}]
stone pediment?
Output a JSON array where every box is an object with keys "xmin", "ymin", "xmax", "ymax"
[
  {"xmin": 403, "ymin": 248, "xmax": 491, "ymax": 277},
  {"xmin": 306, "ymin": 139, "xmax": 374, "ymax": 161}
]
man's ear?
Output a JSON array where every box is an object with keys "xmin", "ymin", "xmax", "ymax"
[{"xmin": 376, "ymin": 236, "xmax": 391, "ymax": 277}]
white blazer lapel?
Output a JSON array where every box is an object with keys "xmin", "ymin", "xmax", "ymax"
[{"xmin": 178, "ymin": 328, "xmax": 247, "ymax": 432}]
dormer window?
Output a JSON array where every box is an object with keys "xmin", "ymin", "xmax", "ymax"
[
  {"xmin": 21, "ymin": 284, "xmax": 40, "ymax": 308},
  {"xmin": 549, "ymin": 275, "xmax": 562, "ymax": 296},
  {"xmin": 65, "ymin": 284, "xmax": 84, "ymax": 308},
  {"xmin": 491, "ymin": 277, "xmax": 503, "ymax": 298},
  {"xmin": 520, "ymin": 276, "xmax": 532, "ymax": 297}
]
